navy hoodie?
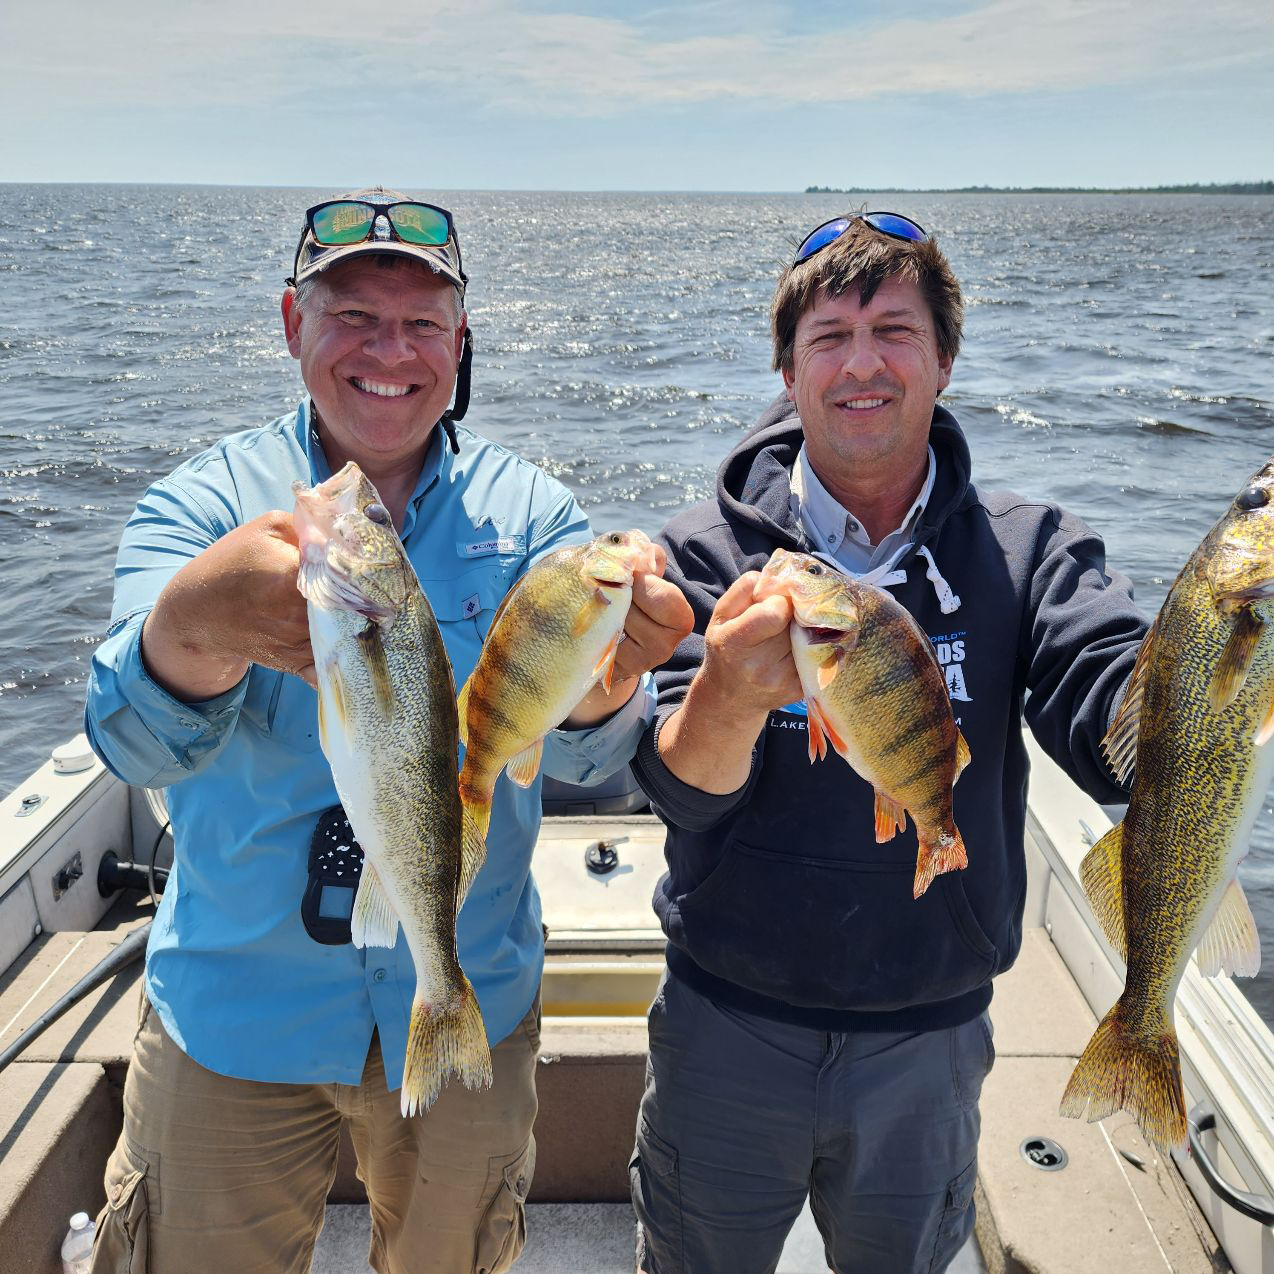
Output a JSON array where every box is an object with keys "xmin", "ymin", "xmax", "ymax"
[{"xmin": 631, "ymin": 396, "xmax": 1148, "ymax": 1033}]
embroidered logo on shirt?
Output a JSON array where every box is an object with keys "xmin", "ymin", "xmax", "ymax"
[
  {"xmin": 459, "ymin": 535, "xmax": 526, "ymax": 557},
  {"xmin": 461, "ymin": 594, "xmax": 481, "ymax": 618}
]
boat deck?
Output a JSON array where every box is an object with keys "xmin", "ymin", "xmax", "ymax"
[{"xmin": 0, "ymin": 884, "xmax": 1226, "ymax": 1273}]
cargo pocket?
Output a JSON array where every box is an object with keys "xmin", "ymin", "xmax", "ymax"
[
  {"xmin": 92, "ymin": 1139, "xmax": 153, "ymax": 1273},
  {"xmin": 629, "ymin": 1118, "xmax": 683, "ymax": 1271},
  {"xmin": 926, "ymin": 1158, "xmax": 977, "ymax": 1273},
  {"xmin": 473, "ymin": 1138, "xmax": 535, "ymax": 1274}
]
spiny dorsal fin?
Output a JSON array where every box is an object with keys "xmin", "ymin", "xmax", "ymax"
[
  {"xmin": 1102, "ymin": 620, "xmax": 1158, "ymax": 785},
  {"xmin": 1210, "ymin": 606, "xmax": 1263, "ymax": 712},
  {"xmin": 1079, "ymin": 822, "xmax": 1126, "ymax": 958},
  {"xmin": 504, "ymin": 737, "xmax": 544, "ymax": 788},
  {"xmin": 351, "ymin": 863, "xmax": 400, "ymax": 950},
  {"xmin": 1195, "ymin": 877, "xmax": 1261, "ymax": 978}
]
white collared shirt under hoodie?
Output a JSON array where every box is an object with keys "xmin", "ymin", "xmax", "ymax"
[{"xmin": 789, "ymin": 443, "xmax": 936, "ymax": 576}]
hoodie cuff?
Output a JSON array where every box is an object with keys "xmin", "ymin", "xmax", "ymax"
[{"xmin": 631, "ymin": 705, "xmax": 756, "ymax": 831}]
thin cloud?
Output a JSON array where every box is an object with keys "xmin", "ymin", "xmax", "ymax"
[{"xmin": 2, "ymin": 0, "xmax": 1270, "ymax": 117}]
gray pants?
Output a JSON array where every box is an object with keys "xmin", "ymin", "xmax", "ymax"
[{"xmin": 630, "ymin": 972, "xmax": 994, "ymax": 1274}]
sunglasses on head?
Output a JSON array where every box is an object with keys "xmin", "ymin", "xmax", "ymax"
[
  {"xmin": 303, "ymin": 198, "xmax": 456, "ymax": 248},
  {"xmin": 793, "ymin": 212, "xmax": 929, "ymax": 267}
]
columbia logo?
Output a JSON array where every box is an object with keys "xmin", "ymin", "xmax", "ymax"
[{"xmin": 461, "ymin": 594, "xmax": 481, "ymax": 618}]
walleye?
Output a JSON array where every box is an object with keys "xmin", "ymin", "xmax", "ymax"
[
  {"xmin": 294, "ymin": 462, "xmax": 490, "ymax": 1116},
  {"xmin": 1061, "ymin": 461, "xmax": 1274, "ymax": 1154},
  {"xmin": 756, "ymin": 549, "xmax": 970, "ymax": 899},
  {"xmin": 458, "ymin": 530, "xmax": 659, "ymax": 837}
]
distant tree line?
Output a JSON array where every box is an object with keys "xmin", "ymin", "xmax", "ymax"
[{"xmin": 804, "ymin": 182, "xmax": 1273, "ymax": 195}]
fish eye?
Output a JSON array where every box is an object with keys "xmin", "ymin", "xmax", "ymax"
[
  {"xmin": 1236, "ymin": 485, "xmax": 1269, "ymax": 512},
  {"xmin": 806, "ymin": 564, "xmax": 824, "ymax": 576},
  {"xmin": 607, "ymin": 532, "xmax": 624, "ymax": 544},
  {"xmin": 364, "ymin": 502, "xmax": 390, "ymax": 525}
]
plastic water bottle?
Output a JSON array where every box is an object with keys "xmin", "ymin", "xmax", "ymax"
[{"xmin": 60, "ymin": 1211, "xmax": 95, "ymax": 1274}]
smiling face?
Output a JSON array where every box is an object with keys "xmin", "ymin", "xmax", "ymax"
[
  {"xmin": 783, "ymin": 273, "xmax": 953, "ymax": 484},
  {"xmin": 282, "ymin": 255, "xmax": 465, "ymax": 473}
]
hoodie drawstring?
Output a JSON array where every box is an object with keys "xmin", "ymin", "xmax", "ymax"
[{"xmin": 809, "ymin": 542, "xmax": 961, "ymax": 614}]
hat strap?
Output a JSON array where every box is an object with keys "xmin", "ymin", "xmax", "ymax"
[{"xmin": 438, "ymin": 328, "xmax": 472, "ymax": 453}]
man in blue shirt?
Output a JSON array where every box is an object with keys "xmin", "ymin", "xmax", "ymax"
[{"xmin": 84, "ymin": 188, "xmax": 692, "ymax": 1274}]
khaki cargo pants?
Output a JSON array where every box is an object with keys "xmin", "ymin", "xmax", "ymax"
[{"xmin": 90, "ymin": 993, "xmax": 540, "ymax": 1274}]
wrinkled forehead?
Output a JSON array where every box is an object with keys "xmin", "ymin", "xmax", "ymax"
[{"xmin": 800, "ymin": 273, "xmax": 935, "ymax": 331}]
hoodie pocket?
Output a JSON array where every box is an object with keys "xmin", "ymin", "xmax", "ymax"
[{"xmin": 672, "ymin": 842, "xmax": 997, "ymax": 1011}]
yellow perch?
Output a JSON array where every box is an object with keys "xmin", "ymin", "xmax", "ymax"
[
  {"xmin": 756, "ymin": 549, "xmax": 970, "ymax": 899},
  {"xmin": 458, "ymin": 530, "xmax": 659, "ymax": 839},
  {"xmin": 294, "ymin": 462, "xmax": 490, "ymax": 1117},
  {"xmin": 1061, "ymin": 461, "xmax": 1274, "ymax": 1154}
]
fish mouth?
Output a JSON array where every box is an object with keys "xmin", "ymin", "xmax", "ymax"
[{"xmin": 800, "ymin": 623, "xmax": 852, "ymax": 643}]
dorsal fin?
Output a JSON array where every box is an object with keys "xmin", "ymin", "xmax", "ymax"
[{"xmin": 1101, "ymin": 621, "xmax": 1158, "ymax": 786}]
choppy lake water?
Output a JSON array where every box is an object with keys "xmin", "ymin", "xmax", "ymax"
[{"xmin": 2, "ymin": 184, "xmax": 1272, "ymax": 1021}]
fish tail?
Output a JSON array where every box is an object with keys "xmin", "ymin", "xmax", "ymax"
[
  {"xmin": 913, "ymin": 824, "xmax": 968, "ymax": 899},
  {"xmin": 400, "ymin": 977, "xmax": 494, "ymax": 1117},
  {"xmin": 1059, "ymin": 1001, "xmax": 1187, "ymax": 1154}
]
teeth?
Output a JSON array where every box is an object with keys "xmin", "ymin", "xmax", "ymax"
[
  {"xmin": 353, "ymin": 379, "xmax": 412, "ymax": 397},
  {"xmin": 844, "ymin": 398, "xmax": 886, "ymax": 410}
]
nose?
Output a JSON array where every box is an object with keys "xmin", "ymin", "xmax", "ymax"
[
  {"xmin": 363, "ymin": 320, "xmax": 414, "ymax": 367},
  {"xmin": 840, "ymin": 333, "xmax": 886, "ymax": 381}
]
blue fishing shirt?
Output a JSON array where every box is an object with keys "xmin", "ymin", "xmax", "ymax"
[{"xmin": 84, "ymin": 401, "xmax": 651, "ymax": 1089}]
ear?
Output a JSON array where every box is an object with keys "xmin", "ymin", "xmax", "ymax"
[
  {"xmin": 936, "ymin": 350, "xmax": 953, "ymax": 394},
  {"xmin": 454, "ymin": 310, "xmax": 468, "ymax": 362},
  {"xmin": 782, "ymin": 362, "xmax": 796, "ymax": 403},
  {"xmin": 282, "ymin": 289, "xmax": 302, "ymax": 359}
]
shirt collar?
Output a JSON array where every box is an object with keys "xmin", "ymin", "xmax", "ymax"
[
  {"xmin": 297, "ymin": 398, "xmax": 445, "ymax": 539},
  {"xmin": 791, "ymin": 443, "xmax": 936, "ymax": 554}
]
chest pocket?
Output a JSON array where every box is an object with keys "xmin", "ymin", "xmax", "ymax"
[
  {"xmin": 238, "ymin": 665, "xmax": 322, "ymax": 752},
  {"xmin": 417, "ymin": 563, "xmax": 518, "ymax": 688}
]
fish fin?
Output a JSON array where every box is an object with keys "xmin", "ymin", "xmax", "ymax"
[
  {"xmin": 592, "ymin": 629, "xmax": 621, "ymax": 694},
  {"xmin": 815, "ymin": 648, "xmax": 844, "ymax": 691},
  {"xmin": 1255, "ymin": 697, "xmax": 1274, "ymax": 747},
  {"xmin": 456, "ymin": 803, "xmax": 488, "ymax": 909},
  {"xmin": 1195, "ymin": 877, "xmax": 1262, "ymax": 978},
  {"xmin": 351, "ymin": 864, "xmax": 400, "ymax": 950},
  {"xmin": 400, "ymin": 977, "xmax": 494, "ymax": 1117},
  {"xmin": 456, "ymin": 676, "xmax": 471, "ymax": 748},
  {"xmin": 357, "ymin": 623, "xmax": 395, "ymax": 717},
  {"xmin": 806, "ymin": 697, "xmax": 849, "ymax": 759},
  {"xmin": 1102, "ymin": 621, "xmax": 1157, "ymax": 785},
  {"xmin": 913, "ymin": 826, "xmax": 968, "ymax": 899},
  {"xmin": 570, "ymin": 592, "xmax": 608, "ymax": 639},
  {"xmin": 873, "ymin": 789, "xmax": 907, "ymax": 844},
  {"xmin": 954, "ymin": 729, "xmax": 971, "ymax": 781},
  {"xmin": 806, "ymin": 701, "xmax": 827, "ymax": 763},
  {"xmin": 317, "ymin": 687, "xmax": 329, "ymax": 753},
  {"xmin": 1059, "ymin": 1001, "xmax": 1187, "ymax": 1156},
  {"xmin": 1209, "ymin": 606, "xmax": 1263, "ymax": 712},
  {"xmin": 504, "ymin": 738, "xmax": 544, "ymax": 788},
  {"xmin": 1079, "ymin": 822, "xmax": 1127, "ymax": 959}
]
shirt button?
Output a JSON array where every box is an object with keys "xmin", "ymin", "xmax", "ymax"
[
  {"xmin": 847, "ymin": 519, "xmax": 859, "ymax": 532},
  {"xmin": 372, "ymin": 968, "xmax": 387, "ymax": 983}
]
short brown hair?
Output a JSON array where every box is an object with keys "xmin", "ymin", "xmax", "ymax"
[{"xmin": 770, "ymin": 218, "xmax": 964, "ymax": 373}]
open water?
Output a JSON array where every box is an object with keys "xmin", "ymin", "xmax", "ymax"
[{"xmin": 1, "ymin": 185, "xmax": 1273, "ymax": 1021}]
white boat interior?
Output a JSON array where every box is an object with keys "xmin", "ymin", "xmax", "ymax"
[{"xmin": 1, "ymin": 731, "xmax": 1272, "ymax": 1273}]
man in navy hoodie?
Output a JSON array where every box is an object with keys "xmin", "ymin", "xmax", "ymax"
[{"xmin": 628, "ymin": 214, "xmax": 1147, "ymax": 1273}]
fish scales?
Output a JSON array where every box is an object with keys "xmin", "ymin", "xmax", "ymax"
[{"xmin": 1061, "ymin": 460, "xmax": 1274, "ymax": 1153}]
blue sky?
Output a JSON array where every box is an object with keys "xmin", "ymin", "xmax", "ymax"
[{"xmin": 2, "ymin": 0, "xmax": 1270, "ymax": 189}]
